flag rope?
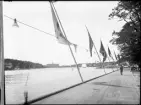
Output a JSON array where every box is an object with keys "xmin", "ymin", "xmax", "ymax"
[
  {"xmin": 4, "ymin": 15, "xmax": 55, "ymax": 37},
  {"xmin": 107, "ymin": 45, "xmax": 115, "ymax": 71},
  {"xmin": 4, "ymin": 15, "xmax": 91, "ymax": 54}
]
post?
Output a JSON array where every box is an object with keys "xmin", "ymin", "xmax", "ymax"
[
  {"xmin": 107, "ymin": 55, "xmax": 114, "ymax": 72},
  {"xmin": 113, "ymin": 50, "xmax": 119, "ymax": 70},
  {"xmin": 85, "ymin": 26, "xmax": 106, "ymax": 74},
  {"xmin": 23, "ymin": 91, "xmax": 28, "ymax": 105},
  {"xmin": 107, "ymin": 45, "xmax": 115, "ymax": 71},
  {"xmin": 0, "ymin": 1, "xmax": 5, "ymax": 105},
  {"xmin": 50, "ymin": 2, "xmax": 84, "ymax": 82},
  {"xmin": 111, "ymin": 55, "xmax": 116, "ymax": 71},
  {"xmin": 23, "ymin": 72, "xmax": 29, "ymax": 104},
  {"xmin": 93, "ymin": 41, "xmax": 106, "ymax": 74},
  {"xmin": 113, "ymin": 55, "xmax": 118, "ymax": 71}
]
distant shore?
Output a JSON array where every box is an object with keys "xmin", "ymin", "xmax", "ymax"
[{"xmin": 5, "ymin": 66, "xmax": 121, "ymax": 71}]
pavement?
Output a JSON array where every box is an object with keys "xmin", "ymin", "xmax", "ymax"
[{"xmin": 32, "ymin": 68, "xmax": 140, "ymax": 104}]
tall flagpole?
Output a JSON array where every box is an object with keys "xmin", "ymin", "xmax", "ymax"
[
  {"xmin": 107, "ymin": 53, "xmax": 114, "ymax": 72},
  {"xmin": 94, "ymin": 45, "xmax": 106, "ymax": 72},
  {"xmin": 113, "ymin": 50, "xmax": 119, "ymax": 70},
  {"xmin": 85, "ymin": 25, "xmax": 106, "ymax": 74},
  {"xmin": 107, "ymin": 45, "xmax": 115, "ymax": 71},
  {"xmin": 94, "ymin": 42, "xmax": 106, "ymax": 74},
  {"xmin": 50, "ymin": 2, "xmax": 84, "ymax": 82},
  {"xmin": 99, "ymin": 39, "xmax": 107, "ymax": 74},
  {"xmin": 112, "ymin": 51, "xmax": 117, "ymax": 65},
  {"xmin": 85, "ymin": 26, "xmax": 101, "ymax": 61},
  {"xmin": 0, "ymin": 1, "xmax": 5, "ymax": 105},
  {"xmin": 113, "ymin": 50, "xmax": 118, "ymax": 65}
]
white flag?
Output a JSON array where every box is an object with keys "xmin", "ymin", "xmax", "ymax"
[{"xmin": 50, "ymin": 3, "xmax": 71, "ymax": 45}]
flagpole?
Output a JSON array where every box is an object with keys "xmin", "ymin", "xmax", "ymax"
[
  {"xmin": 50, "ymin": 2, "xmax": 84, "ymax": 82},
  {"xmin": 107, "ymin": 54, "xmax": 114, "ymax": 72},
  {"xmin": 113, "ymin": 58, "xmax": 117, "ymax": 70},
  {"xmin": 85, "ymin": 26, "xmax": 102, "ymax": 62},
  {"xmin": 95, "ymin": 41, "xmax": 106, "ymax": 74},
  {"xmin": 85, "ymin": 26, "xmax": 106, "ymax": 74},
  {"xmin": 114, "ymin": 50, "xmax": 118, "ymax": 64},
  {"xmin": 107, "ymin": 45, "xmax": 114, "ymax": 71},
  {"xmin": 113, "ymin": 50, "xmax": 119, "ymax": 70},
  {"xmin": 0, "ymin": 1, "xmax": 5, "ymax": 105},
  {"xmin": 93, "ymin": 42, "xmax": 106, "ymax": 73}
]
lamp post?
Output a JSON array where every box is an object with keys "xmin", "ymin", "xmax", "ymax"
[
  {"xmin": 0, "ymin": 2, "xmax": 19, "ymax": 105},
  {"xmin": 0, "ymin": 1, "xmax": 5, "ymax": 105}
]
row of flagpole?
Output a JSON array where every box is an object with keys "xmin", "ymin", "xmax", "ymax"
[
  {"xmin": 0, "ymin": 1, "xmax": 121, "ymax": 104},
  {"xmin": 4, "ymin": 14, "xmax": 118, "ymax": 59},
  {"xmin": 3, "ymin": 11, "xmax": 118, "ymax": 59},
  {"xmin": 49, "ymin": 1, "xmax": 120, "ymax": 82},
  {"xmin": 3, "ymin": 1, "xmax": 120, "ymax": 81},
  {"xmin": 3, "ymin": 9, "xmax": 119, "ymax": 64},
  {"xmin": 3, "ymin": 15, "xmax": 120, "ymax": 63},
  {"xmin": 85, "ymin": 26, "xmax": 106, "ymax": 73}
]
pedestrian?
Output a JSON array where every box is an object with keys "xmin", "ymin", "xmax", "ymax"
[{"xmin": 120, "ymin": 65, "xmax": 123, "ymax": 75}]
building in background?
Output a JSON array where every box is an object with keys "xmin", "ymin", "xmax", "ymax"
[{"xmin": 46, "ymin": 63, "xmax": 60, "ymax": 68}]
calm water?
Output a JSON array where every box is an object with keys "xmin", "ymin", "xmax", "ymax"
[{"xmin": 5, "ymin": 67, "xmax": 116, "ymax": 104}]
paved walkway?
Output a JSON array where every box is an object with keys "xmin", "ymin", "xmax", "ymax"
[{"xmin": 32, "ymin": 68, "xmax": 140, "ymax": 104}]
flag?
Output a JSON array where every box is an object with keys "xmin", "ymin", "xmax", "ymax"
[
  {"xmin": 100, "ymin": 41, "xmax": 107, "ymax": 62},
  {"xmin": 50, "ymin": 2, "xmax": 84, "ymax": 82},
  {"xmin": 50, "ymin": 2, "xmax": 71, "ymax": 45},
  {"xmin": 85, "ymin": 26, "xmax": 94, "ymax": 57},
  {"xmin": 108, "ymin": 46, "xmax": 114, "ymax": 61}
]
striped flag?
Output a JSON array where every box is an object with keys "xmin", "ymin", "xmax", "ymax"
[
  {"xmin": 100, "ymin": 40, "xmax": 107, "ymax": 62},
  {"xmin": 50, "ymin": 3, "xmax": 71, "ymax": 45},
  {"xmin": 85, "ymin": 26, "xmax": 94, "ymax": 57}
]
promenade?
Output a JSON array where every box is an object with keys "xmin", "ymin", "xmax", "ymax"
[{"xmin": 32, "ymin": 68, "xmax": 140, "ymax": 104}]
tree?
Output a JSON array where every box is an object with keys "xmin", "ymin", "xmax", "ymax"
[
  {"xmin": 109, "ymin": 1, "xmax": 141, "ymax": 69},
  {"xmin": 4, "ymin": 58, "xmax": 45, "ymax": 70}
]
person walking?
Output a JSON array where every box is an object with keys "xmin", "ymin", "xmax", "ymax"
[{"xmin": 120, "ymin": 65, "xmax": 123, "ymax": 75}]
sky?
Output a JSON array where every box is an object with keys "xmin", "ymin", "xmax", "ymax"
[{"xmin": 3, "ymin": 1, "xmax": 125, "ymax": 65}]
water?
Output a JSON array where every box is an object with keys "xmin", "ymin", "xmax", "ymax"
[{"xmin": 5, "ymin": 67, "xmax": 116, "ymax": 104}]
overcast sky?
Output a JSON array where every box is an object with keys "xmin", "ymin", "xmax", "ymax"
[{"xmin": 3, "ymin": 1, "xmax": 125, "ymax": 65}]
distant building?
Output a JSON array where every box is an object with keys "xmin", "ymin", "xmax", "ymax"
[{"xmin": 46, "ymin": 63, "xmax": 59, "ymax": 68}]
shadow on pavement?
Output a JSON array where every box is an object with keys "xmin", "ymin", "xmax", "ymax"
[
  {"xmin": 122, "ymin": 74, "xmax": 132, "ymax": 76},
  {"xmin": 91, "ymin": 82, "xmax": 133, "ymax": 89}
]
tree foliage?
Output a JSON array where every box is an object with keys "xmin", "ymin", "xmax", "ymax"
[
  {"xmin": 109, "ymin": 1, "xmax": 141, "ymax": 68},
  {"xmin": 4, "ymin": 59, "xmax": 45, "ymax": 70}
]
